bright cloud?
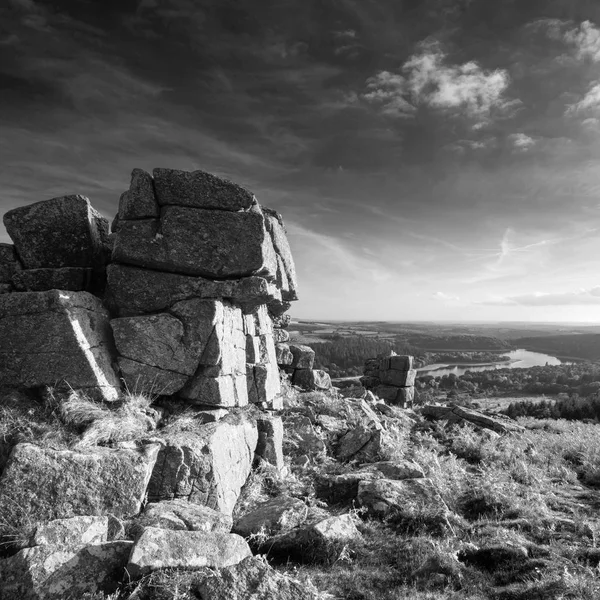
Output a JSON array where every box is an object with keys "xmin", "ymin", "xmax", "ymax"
[
  {"xmin": 567, "ymin": 82, "xmax": 600, "ymax": 115},
  {"xmin": 363, "ymin": 41, "xmax": 511, "ymax": 119},
  {"xmin": 564, "ymin": 20, "xmax": 600, "ymax": 62},
  {"xmin": 508, "ymin": 133, "xmax": 535, "ymax": 151}
]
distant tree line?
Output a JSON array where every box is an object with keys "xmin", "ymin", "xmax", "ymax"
[{"xmin": 504, "ymin": 395, "xmax": 600, "ymax": 422}]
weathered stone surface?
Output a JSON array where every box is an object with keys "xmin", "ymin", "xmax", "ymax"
[
  {"xmin": 357, "ymin": 478, "xmax": 448, "ymax": 517},
  {"xmin": 0, "ymin": 282, "xmax": 12, "ymax": 293},
  {"xmin": 336, "ymin": 424, "xmax": 377, "ymax": 462},
  {"xmin": 181, "ymin": 373, "xmax": 249, "ymax": 407},
  {"xmin": 112, "ymin": 313, "xmax": 192, "ymax": 374},
  {"xmin": 288, "ymin": 344, "xmax": 315, "ymax": 369},
  {"xmin": 117, "ymin": 168, "xmax": 159, "ymax": 221},
  {"xmin": 255, "ymin": 415, "xmax": 284, "ymax": 472},
  {"xmin": 137, "ymin": 499, "xmax": 233, "ymax": 533},
  {"xmin": 117, "ymin": 358, "xmax": 189, "ymax": 395},
  {"xmin": 0, "ymin": 443, "xmax": 160, "ymax": 522},
  {"xmin": 0, "ymin": 541, "xmax": 132, "ymax": 600},
  {"xmin": 127, "ymin": 528, "xmax": 251, "ymax": 578},
  {"xmin": 264, "ymin": 209, "xmax": 298, "ymax": 301},
  {"xmin": 33, "ymin": 516, "xmax": 108, "ymax": 549},
  {"xmin": 379, "ymin": 369, "xmax": 417, "ymax": 387},
  {"xmin": 0, "ymin": 291, "xmax": 120, "ymax": 400},
  {"xmin": 293, "ymin": 368, "xmax": 332, "ymax": 391},
  {"xmin": 148, "ymin": 415, "xmax": 258, "ymax": 514},
  {"xmin": 192, "ymin": 556, "xmax": 321, "ymax": 600},
  {"xmin": 153, "ymin": 168, "xmax": 255, "ymax": 211},
  {"xmin": 233, "ymin": 496, "xmax": 308, "ymax": 538},
  {"xmin": 106, "ymin": 265, "xmax": 281, "ymax": 316},
  {"xmin": 11, "ymin": 267, "xmax": 94, "ymax": 292},
  {"xmin": 112, "ymin": 207, "xmax": 278, "ymax": 280},
  {"xmin": 247, "ymin": 363, "xmax": 281, "ymax": 405},
  {"xmin": 0, "ymin": 244, "xmax": 21, "ymax": 283},
  {"xmin": 3, "ymin": 195, "xmax": 109, "ymax": 270},
  {"xmin": 266, "ymin": 514, "xmax": 359, "ymax": 559},
  {"xmin": 275, "ymin": 343, "xmax": 294, "ymax": 366},
  {"xmin": 379, "ymin": 355, "xmax": 415, "ymax": 371},
  {"xmin": 374, "ymin": 385, "xmax": 415, "ymax": 406},
  {"xmin": 422, "ymin": 405, "xmax": 525, "ymax": 434},
  {"xmin": 246, "ymin": 335, "xmax": 270, "ymax": 364},
  {"xmin": 252, "ymin": 304, "xmax": 273, "ymax": 335},
  {"xmin": 273, "ymin": 328, "xmax": 290, "ymax": 343}
]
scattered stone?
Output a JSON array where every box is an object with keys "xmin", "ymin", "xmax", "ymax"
[
  {"xmin": 336, "ymin": 425, "xmax": 375, "ymax": 462},
  {"xmin": 127, "ymin": 528, "xmax": 251, "ymax": 578},
  {"xmin": 288, "ymin": 345, "xmax": 315, "ymax": 369},
  {"xmin": 275, "ymin": 343, "xmax": 294, "ymax": 366},
  {"xmin": 191, "ymin": 556, "xmax": 321, "ymax": 600},
  {"xmin": 147, "ymin": 415, "xmax": 258, "ymax": 515},
  {"xmin": 0, "ymin": 290, "xmax": 120, "ymax": 401},
  {"xmin": 117, "ymin": 168, "xmax": 159, "ymax": 221},
  {"xmin": 233, "ymin": 496, "xmax": 308, "ymax": 538},
  {"xmin": 153, "ymin": 168, "xmax": 255, "ymax": 211},
  {"xmin": 0, "ymin": 443, "xmax": 160, "ymax": 522},
  {"xmin": 358, "ymin": 478, "xmax": 448, "ymax": 517},
  {"xmin": 3, "ymin": 195, "xmax": 109, "ymax": 270},
  {"xmin": 137, "ymin": 499, "xmax": 233, "ymax": 533},
  {"xmin": 0, "ymin": 541, "xmax": 132, "ymax": 600},
  {"xmin": 422, "ymin": 405, "xmax": 525, "ymax": 434},
  {"xmin": 364, "ymin": 460, "xmax": 425, "ymax": 480},
  {"xmin": 286, "ymin": 416, "xmax": 326, "ymax": 456},
  {"xmin": 273, "ymin": 328, "xmax": 290, "ymax": 343},
  {"xmin": 293, "ymin": 368, "xmax": 332, "ymax": 391},
  {"xmin": 266, "ymin": 514, "xmax": 359, "ymax": 560},
  {"xmin": 255, "ymin": 415, "xmax": 284, "ymax": 472}
]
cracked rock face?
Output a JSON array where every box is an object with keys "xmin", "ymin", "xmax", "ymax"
[
  {"xmin": 0, "ymin": 290, "xmax": 120, "ymax": 400},
  {"xmin": 147, "ymin": 415, "xmax": 258, "ymax": 515},
  {"xmin": 0, "ymin": 443, "xmax": 161, "ymax": 523}
]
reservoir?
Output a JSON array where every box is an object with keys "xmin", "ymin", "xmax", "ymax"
[{"xmin": 418, "ymin": 349, "xmax": 564, "ymax": 379}]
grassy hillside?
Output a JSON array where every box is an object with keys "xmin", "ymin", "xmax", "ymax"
[{"xmin": 513, "ymin": 334, "xmax": 600, "ymax": 361}]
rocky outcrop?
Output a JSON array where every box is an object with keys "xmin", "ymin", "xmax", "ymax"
[
  {"xmin": 0, "ymin": 442, "xmax": 160, "ymax": 523},
  {"xmin": 361, "ymin": 353, "xmax": 416, "ymax": 407},
  {"xmin": 422, "ymin": 404, "xmax": 525, "ymax": 434},
  {"xmin": 0, "ymin": 290, "xmax": 120, "ymax": 401}
]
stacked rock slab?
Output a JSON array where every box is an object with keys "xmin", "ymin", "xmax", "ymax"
[
  {"xmin": 361, "ymin": 354, "xmax": 416, "ymax": 408},
  {"xmin": 107, "ymin": 168, "xmax": 297, "ymax": 408}
]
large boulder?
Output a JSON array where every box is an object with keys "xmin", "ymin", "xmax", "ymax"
[
  {"xmin": 11, "ymin": 267, "xmax": 94, "ymax": 292},
  {"xmin": 0, "ymin": 291, "xmax": 120, "ymax": 401},
  {"xmin": 292, "ymin": 369, "xmax": 332, "ymax": 391},
  {"xmin": 0, "ymin": 540, "xmax": 132, "ymax": 600},
  {"xmin": 136, "ymin": 499, "xmax": 233, "ymax": 533},
  {"xmin": 288, "ymin": 345, "xmax": 315, "ymax": 369},
  {"xmin": 148, "ymin": 414, "xmax": 258, "ymax": 515},
  {"xmin": 0, "ymin": 242, "xmax": 21, "ymax": 285},
  {"xmin": 127, "ymin": 528, "xmax": 251, "ymax": 578},
  {"xmin": 3, "ymin": 195, "xmax": 110, "ymax": 270},
  {"xmin": 192, "ymin": 556, "xmax": 321, "ymax": 600},
  {"xmin": 106, "ymin": 264, "xmax": 281, "ymax": 316},
  {"xmin": 32, "ymin": 516, "xmax": 108, "ymax": 548},
  {"xmin": 357, "ymin": 478, "xmax": 448, "ymax": 517},
  {"xmin": 422, "ymin": 405, "xmax": 526, "ymax": 434},
  {"xmin": 255, "ymin": 415, "xmax": 284, "ymax": 472},
  {"xmin": 112, "ymin": 206, "xmax": 278, "ymax": 280},
  {"xmin": 233, "ymin": 496, "xmax": 308, "ymax": 538},
  {"xmin": 0, "ymin": 443, "xmax": 160, "ymax": 524},
  {"xmin": 153, "ymin": 168, "xmax": 255, "ymax": 211}
]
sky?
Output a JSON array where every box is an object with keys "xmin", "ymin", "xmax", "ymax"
[{"xmin": 2, "ymin": 0, "xmax": 600, "ymax": 322}]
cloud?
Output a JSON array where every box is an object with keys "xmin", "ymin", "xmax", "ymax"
[
  {"xmin": 564, "ymin": 20, "xmax": 600, "ymax": 62},
  {"xmin": 432, "ymin": 291, "xmax": 461, "ymax": 302},
  {"xmin": 566, "ymin": 82, "xmax": 600, "ymax": 115},
  {"xmin": 362, "ymin": 71, "xmax": 416, "ymax": 117},
  {"xmin": 362, "ymin": 40, "xmax": 511, "ymax": 120},
  {"xmin": 508, "ymin": 133, "xmax": 535, "ymax": 152},
  {"xmin": 478, "ymin": 287, "xmax": 600, "ymax": 306}
]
